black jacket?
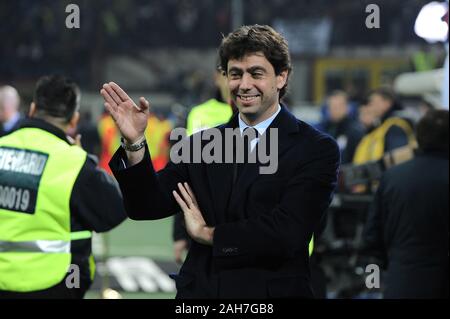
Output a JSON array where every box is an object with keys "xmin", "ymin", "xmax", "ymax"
[
  {"xmin": 363, "ymin": 151, "xmax": 449, "ymax": 298},
  {"xmin": 110, "ymin": 106, "xmax": 340, "ymax": 298}
]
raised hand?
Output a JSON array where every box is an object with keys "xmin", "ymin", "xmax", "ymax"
[{"xmin": 100, "ymin": 82, "xmax": 150, "ymax": 143}]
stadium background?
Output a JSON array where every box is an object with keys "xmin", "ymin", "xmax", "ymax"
[{"xmin": 0, "ymin": 0, "xmax": 447, "ymax": 299}]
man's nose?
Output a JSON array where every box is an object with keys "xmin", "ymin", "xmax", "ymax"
[{"xmin": 239, "ymin": 73, "xmax": 253, "ymax": 91}]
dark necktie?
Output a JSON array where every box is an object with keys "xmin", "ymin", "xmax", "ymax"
[{"xmin": 233, "ymin": 127, "xmax": 260, "ymax": 184}]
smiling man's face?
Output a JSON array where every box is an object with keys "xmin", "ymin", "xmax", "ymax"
[{"xmin": 227, "ymin": 52, "xmax": 288, "ymax": 126}]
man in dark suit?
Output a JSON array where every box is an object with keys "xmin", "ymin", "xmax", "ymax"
[
  {"xmin": 100, "ymin": 25, "xmax": 340, "ymax": 298},
  {"xmin": 363, "ymin": 110, "xmax": 449, "ymax": 298}
]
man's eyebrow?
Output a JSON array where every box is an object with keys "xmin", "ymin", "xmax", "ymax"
[
  {"xmin": 228, "ymin": 65, "xmax": 267, "ymax": 72},
  {"xmin": 228, "ymin": 66, "xmax": 242, "ymax": 73},
  {"xmin": 247, "ymin": 66, "xmax": 267, "ymax": 73}
]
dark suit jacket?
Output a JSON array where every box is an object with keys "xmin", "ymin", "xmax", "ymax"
[
  {"xmin": 110, "ymin": 106, "xmax": 340, "ymax": 298},
  {"xmin": 364, "ymin": 152, "xmax": 449, "ymax": 298}
]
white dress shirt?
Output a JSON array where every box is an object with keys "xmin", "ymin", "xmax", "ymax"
[{"xmin": 238, "ymin": 104, "xmax": 281, "ymax": 151}]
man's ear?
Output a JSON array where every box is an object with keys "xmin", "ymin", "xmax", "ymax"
[
  {"xmin": 69, "ymin": 111, "xmax": 80, "ymax": 130},
  {"xmin": 276, "ymin": 70, "xmax": 288, "ymax": 90},
  {"xmin": 28, "ymin": 102, "xmax": 36, "ymax": 117}
]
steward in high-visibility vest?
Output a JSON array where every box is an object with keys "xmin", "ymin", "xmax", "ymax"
[
  {"xmin": 353, "ymin": 88, "xmax": 417, "ymax": 165},
  {"xmin": 353, "ymin": 116, "xmax": 416, "ymax": 164},
  {"xmin": 0, "ymin": 75, "xmax": 126, "ymax": 298}
]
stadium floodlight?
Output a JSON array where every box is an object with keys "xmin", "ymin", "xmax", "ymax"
[{"xmin": 414, "ymin": 1, "xmax": 448, "ymax": 43}]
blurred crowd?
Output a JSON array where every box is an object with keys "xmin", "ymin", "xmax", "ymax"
[{"xmin": 0, "ymin": 0, "xmax": 433, "ymax": 85}]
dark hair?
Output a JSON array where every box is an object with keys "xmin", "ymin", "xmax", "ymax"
[
  {"xmin": 416, "ymin": 109, "xmax": 449, "ymax": 153},
  {"xmin": 33, "ymin": 75, "xmax": 80, "ymax": 122},
  {"xmin": 219, "ymin": 24, "xmax": 292, "ymax": 99},
  {"xmin": 369, "ymin": 87, "xmax": 401, "ymax": 110},
  {"xmin": 328, "ymin": 90, "xmax": 348, "ymax": 101}
]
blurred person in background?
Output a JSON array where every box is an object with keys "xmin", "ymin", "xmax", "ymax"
[
  {"xmin": 363, "ymin": 109, "xmax": 449, "ymax": 299},
  {"xmin": 353, "ymin": 87, "xmax": 416, "ymax": 165},
  {"xmin": 317, "ymin": 90, "xmax": 365, "ymax": 164},
  {"xmin": 76, "ymin": 110, "xmax": 101, "ymax": 159},
  {"xmin": 0, "ymin": 75, "xmax": 126, "ymax": 299},
  {"xmin": 172, "ymin": 65, "xmax": 234, "ymax": 264},
  {"xmin": 358, "ymin": 103, "xmax": 377, "ymax": 133},
  {"xmin": 0, "ymin": 86, "xmax": 23, "ymax": 137}
]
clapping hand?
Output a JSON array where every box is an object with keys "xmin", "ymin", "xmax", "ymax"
[
  {"xmin": 173, "ymin": 182, "xmax": 214, "ymax": 246},
  {"xmin": 100, "ymin": 82, "xmax": 150, "ymax": 144}
]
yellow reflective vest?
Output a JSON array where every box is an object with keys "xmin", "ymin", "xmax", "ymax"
[
  {"xmin": 353, "ymin": 117, "xmax": 416, "ymax": 165},
  {"xmin": 186, "ymin": 99, "xmax": 233, "ymax": 136},
  {"xmin": 0, "ymin": 127, "xmax": 89, "ymax": 292}
]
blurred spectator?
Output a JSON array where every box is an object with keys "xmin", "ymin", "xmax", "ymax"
[
  {"xmin": 76, "ymin": 110, "xmax": 101, "ymax": 158},
  {"xmin": 353, "ymin": 88, "xmax": 416, "ymax": 164},
  {"xmin": 0, "ymin": 86, "xmax": 23, "ymax": 136},
  {"xmin": 363, "ymin": 110, "xmax": 449, "ymax": 298},
  {"xmin": 0, "ymin": 1, "xmax": 436, "ymax": 85},
  {"xmin": 411, "ymin": 45, "xmax": 438, "ymax": 72},
  {"xmin": 317, "ymin": 90, "xmax": 365, "ymax": 164},
  {"xmin": 417, "ymin": 98, "xmax": 435, "ymax": 118},
  {"xmin": 358, "ymin": 103, "xmax": 377, "ymax": 132}
]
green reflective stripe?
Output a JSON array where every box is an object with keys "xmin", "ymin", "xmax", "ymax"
[
  {"xmin": 89, "ymin": 254, "xmax": 96, "ymax": 281},
  {"xmin": 0, "ymin": 240, "xmax": 70, "ymax": 253},
  {"xmin": 308, "ymin": 236, "xmax": 314, "ymax": 256},
  {"xmin": 70, "ymin": 231, "xmax": 92, "ymax": 241}
]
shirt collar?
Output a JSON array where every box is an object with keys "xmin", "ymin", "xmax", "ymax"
[
  {"xmin": 238, "ymin": 104, "xmax": 281, "ymax": 136},
  {"xmin": 3, "ymin": 112, "xmax": 21, "ymax": 132}
]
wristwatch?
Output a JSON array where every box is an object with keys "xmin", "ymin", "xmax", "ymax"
[{"xmin": 120, "ymin": 136, "xmax": 147, "ymax": 152}]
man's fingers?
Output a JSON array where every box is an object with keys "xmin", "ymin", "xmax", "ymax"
[
  {"xmin": 173, "ymin": 190, "xmax": 189, "ymax": 211},
  {"xmin": 177, "ymin": 183, "xmax": 193, "ymax": 208},
  {"xmin": 104, "ymin": 102, "xmax": 118, "ymax": 121},
  {"xmin": 100, "ymin": 88, "xmax": 117, "ymax": 107},
  {"xmin": 139, "ymin": 97, "xmax": 150, "ymax": 112},
  {"xmin": 103, "ymin": 84, "xmax": 122, "ymax": 105},
  {"xmin": 110, "ymin": 82, "xmax": 131, "ymax": 102},
  {"xmin": 184, "ymin": 183, "xmax": 198, "ymax": 206}
]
